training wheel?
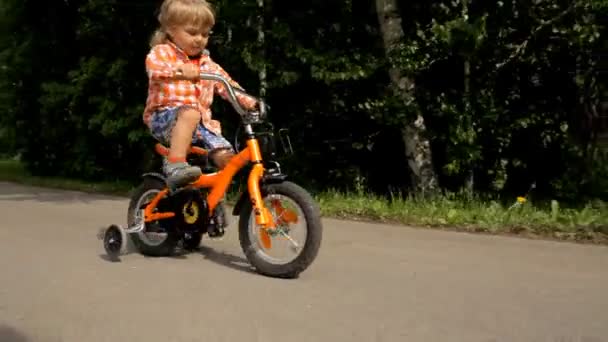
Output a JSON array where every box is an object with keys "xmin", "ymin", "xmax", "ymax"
[{"xmin": 103, "ymin": 224, "xmax": 128, "ymax": 260}]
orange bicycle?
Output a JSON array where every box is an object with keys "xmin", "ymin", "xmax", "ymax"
[{"xmin": 102, "ymin": 72, "xmax": 322, "ymax": 278}]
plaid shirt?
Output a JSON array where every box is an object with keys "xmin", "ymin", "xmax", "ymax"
[{"xmin": 143, "ymin": 41, "xmax": 257, "ymax": 135}]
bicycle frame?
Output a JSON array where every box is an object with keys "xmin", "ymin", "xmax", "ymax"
[
  {"xmin": 145, "ymin": 139, "xmax": 274, "ymax": 226},
  {"xmin": 141, "ymin": 72, "xmax": 277, "ymax": 245}
]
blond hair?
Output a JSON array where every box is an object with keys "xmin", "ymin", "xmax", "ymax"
[{"xmin": 150, "ymin": 0, "xmax": 216, "ymax": 47}]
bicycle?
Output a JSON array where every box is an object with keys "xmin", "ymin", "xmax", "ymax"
[{"xmin": 101, "ymin": 72, "xmax": 322, "ymax": 279}]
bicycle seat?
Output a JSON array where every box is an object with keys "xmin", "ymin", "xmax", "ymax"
[{"xmin": 154, "ymin": 143, "xmax": 208, "ymax": 157}]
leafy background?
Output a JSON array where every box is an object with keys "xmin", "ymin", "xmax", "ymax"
[{"xmin": 0, "ymin": 0, "xmax": 606, "ymax": 205}]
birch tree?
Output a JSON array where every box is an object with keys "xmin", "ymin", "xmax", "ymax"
[{"xmin": 375, "ymin": 0, "xmax": 438, "ymax": 194}]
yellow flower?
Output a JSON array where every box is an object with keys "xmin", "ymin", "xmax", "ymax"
[{"xmin": 517, "ymin": 196, "xmax": 527, "ymax": 203}]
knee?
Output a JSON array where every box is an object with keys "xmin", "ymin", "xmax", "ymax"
[
  {"xmin": 177, "ymin": 108, "xmax": 201, "ymax": 124},
  {"xmin": 210, "ymin": 148, "xmax": 235, "ymax": 170}
]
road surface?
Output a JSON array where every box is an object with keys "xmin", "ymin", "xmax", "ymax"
[{"xmin": 0, "ymin": 182, "xmax": 607, "ymax": 342}]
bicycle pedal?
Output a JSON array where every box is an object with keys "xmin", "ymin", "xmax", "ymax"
[
  {"xmin": 167, "ymin": 184, "xmax": 192, "ymax": 196},
  {"xmin": 167, "ymin": 184, "xmax": 181, "ymax": 194},
  {"xmin": 207, "ymin": 226, "xmax": 225, "ymax": 238}
]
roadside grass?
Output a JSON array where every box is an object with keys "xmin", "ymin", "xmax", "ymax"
[
  {"xmin": 318, "ymin": 189, "xmax": 608, "ymax": 243},
  {"xmin": 1, "ymin": 159, "xmax": 606, "ymax": 243}
]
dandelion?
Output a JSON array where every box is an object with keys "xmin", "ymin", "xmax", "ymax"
[{"xmin": 509, "ymin": 196, "xmax": 527, "ymax": 210}]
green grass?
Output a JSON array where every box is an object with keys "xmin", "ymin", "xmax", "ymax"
[
  {"xmin": 1, "ymin": 159, "xmax": 607, "ymax": 244},
  {"xmin": 317, "ymin": 189, "xmax": 608, "ymax": 243}
]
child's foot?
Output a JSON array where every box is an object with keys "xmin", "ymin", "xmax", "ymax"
[
  {"xmin": 213, "ymin": 202, "xmax": 228, "ymax": 228},
  {"xmin": 208, "ymin": 202, "xmax": 228, "ymax": 238},
  {"xmin": 163, "ymin": 161, "xmax": 202, "ymax": 189}
]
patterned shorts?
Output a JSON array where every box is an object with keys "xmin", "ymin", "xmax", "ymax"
[{"xmin": 149, "ymin": 106, "xmax": 233, "ymax": 151}]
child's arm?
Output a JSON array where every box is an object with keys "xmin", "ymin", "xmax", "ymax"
[{"xmin": 211, "ymin": 63, "xmax": 258, "ymax": 111}]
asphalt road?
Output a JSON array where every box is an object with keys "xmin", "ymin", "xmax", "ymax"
[{"xmin": 0, "ymin": 181, "xmax": 607, "ymax": 342}]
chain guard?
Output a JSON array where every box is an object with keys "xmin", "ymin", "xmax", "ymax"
[{"xmin": 155, "ymin": 188, "xmax": 210, "ymax": 234}]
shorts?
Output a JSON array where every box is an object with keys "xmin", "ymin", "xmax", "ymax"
[{"xmin": 149, "ymin": 106, "xmax": 233, "ymax": 151}]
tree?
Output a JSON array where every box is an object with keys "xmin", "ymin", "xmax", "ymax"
[{"xmin": 375, "ymin": 0, "xmax": 439, "ymax": 194}]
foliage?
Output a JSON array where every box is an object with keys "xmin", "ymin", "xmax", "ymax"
[{"xmin": 0, "ymin": 0, "xmax": 605, "ymax": 203}]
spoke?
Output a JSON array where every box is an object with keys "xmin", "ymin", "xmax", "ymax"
[{"xmin": 277, "ymin": 228, "xmax": 301, "ymax": 252}]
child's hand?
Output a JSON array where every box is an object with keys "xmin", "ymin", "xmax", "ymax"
[{"xmin": 175, "ymin": 64, "xmax": 199, "ymax": 81}]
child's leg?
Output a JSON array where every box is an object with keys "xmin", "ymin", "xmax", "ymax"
[
  {"xmin": 195, "ymin": 124, "xmax": 237, "ymax": 170},
  {"xmin": 168, "ymin": 108, "xmax": 200, "ymax": 162},
  {"xmin": 209, "ymin": 148, "xmax": 235, "ymax": 169},
  {"xmin": 163, "ymin": 108, "xmax": 205, "ymax": 188},
  {"xmin": 150, "ymin": 106, "xmax": 203, "ymax": 189}
]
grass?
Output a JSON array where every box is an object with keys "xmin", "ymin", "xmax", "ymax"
[
  {"xmin": 317, "ymin": 189, "xmax": 608, "ymax": 243},
  {"xmin": 1, "ymin": 159, "xmax": 607, "ymax": 244}
]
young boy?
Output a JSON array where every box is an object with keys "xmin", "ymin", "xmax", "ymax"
[{"xmin": 143, "ymin": 0, "xmax": 258, "ymax": 229}]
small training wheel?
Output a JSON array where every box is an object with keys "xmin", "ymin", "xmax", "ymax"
[{"xmin": 103, "ymin": 224, "xmax": 127, "ymax": 260}]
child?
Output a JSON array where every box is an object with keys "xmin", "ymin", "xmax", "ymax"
[{"xmin": 143, "ymin": 0, "xmax": 258, "ymax": 230}]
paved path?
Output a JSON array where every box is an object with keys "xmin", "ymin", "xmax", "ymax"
[{"xmin": 0, "ymin": 182, "xmax": 607, "ymax": 342}]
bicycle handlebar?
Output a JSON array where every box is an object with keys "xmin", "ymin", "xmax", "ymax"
[{"xmin": 199, "ymin": 72, "xmax": 264, "ymax": 121}]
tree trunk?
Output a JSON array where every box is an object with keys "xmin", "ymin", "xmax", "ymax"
[{"xmin": 375, "ymin": 0, "xmax": 438, "ymax": 194}]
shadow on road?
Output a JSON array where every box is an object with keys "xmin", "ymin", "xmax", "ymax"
[
  {"xmin": 95, "ymin": 231, "xmax": 257, "ymax": 276},
  {"xmin": 197, "ymin": 245, "xmax": 257, "ymax": 275},
  {"xmin": 0, "ymin": 325, "xmax": 30, "ymax": 342}
]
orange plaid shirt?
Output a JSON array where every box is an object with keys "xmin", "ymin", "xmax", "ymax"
[{"xmin": 143, "ymin": 41, "xmax": 257, "ymax": 135}]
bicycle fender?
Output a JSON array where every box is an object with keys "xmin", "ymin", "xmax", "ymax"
[{"xmin": 142, "ymin": 172, "xmax": 167, "ymax": 186}]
